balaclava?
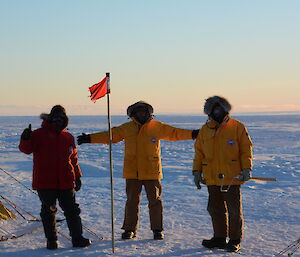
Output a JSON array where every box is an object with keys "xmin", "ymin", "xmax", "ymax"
[{"xmin": 49, "ymin": 105, "xmax": 68, "ymax": 131}]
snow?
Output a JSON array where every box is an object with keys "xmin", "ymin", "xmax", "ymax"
[{"xmin": 0, "ymin": 115, "xmax": 299, "ymax": 256}]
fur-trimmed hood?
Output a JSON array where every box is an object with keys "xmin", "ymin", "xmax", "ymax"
[
  {"xmin": 204, "ymin": 96, "xmax": 231, "ymax": 115},
  {"xmin": 40, "ymin": 113, "xmax": 50, "ymax": 121},
  {"xmin": 127, "ymin": 101, "xmax": 154, "ymax": 117},
  {"xmin": 39, "ymin": 105, "xmax": 68, "ymax": 130}
]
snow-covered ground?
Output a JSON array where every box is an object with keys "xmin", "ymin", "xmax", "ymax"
[{"xmin": 0, "ymin": 115, "xmax": 299, "ymax": 257}]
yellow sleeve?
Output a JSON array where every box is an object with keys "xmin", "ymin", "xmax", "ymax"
[
  {"xmin": 158, "ymin": 122, "xmax": 193, "ymax": 141},
  {"xmin": 192, "ymin": 132, "xmax": 205, "ymax": 171},
  {"xmin": 90, "ymin": 125, "xmax": 125, "ymax": 144},
  {"xmin": 238, "ymin": 123, "xmax": 253, "ymax": 170}
]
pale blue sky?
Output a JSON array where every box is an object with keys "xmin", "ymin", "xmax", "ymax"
[{"xmin": 1, "ymin": 0, "xmax": 299, "ymax": 115}]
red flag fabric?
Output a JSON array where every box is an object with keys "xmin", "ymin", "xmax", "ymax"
[{"xmin": 89, "ymin": 77, "xmax": 107, "ymax": 101}]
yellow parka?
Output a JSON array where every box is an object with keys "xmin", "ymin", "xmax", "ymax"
[
  {"xmin": 193, "ymin": 117, "xmax": 253, "ymax": 186},
  {"xmin": 90, "ymin": 119, "xmax": 193, "ymax": 180}
]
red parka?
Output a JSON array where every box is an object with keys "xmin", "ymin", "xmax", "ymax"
[{"xmin": 19, "ymin": 121, "xmax": 82, "ymax": 190}]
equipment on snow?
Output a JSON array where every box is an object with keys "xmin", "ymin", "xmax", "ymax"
[
  {"xmin": 274, "ymin": 238, "xmax": 300, "ymax": 257},
  {"xmin": 0, "ymin": 222, "xmax": 43, "ymax": 242},
  {"xmin": 0, "ymin": 200, "xmax": 16, "ymax": 220},
  {"xmin": 0, "ymin": 167, "xmax": 104, "ymax": 241},
  {"xmin": 235, "ymin": 176, "xmax": 277, "ymax": 182}
]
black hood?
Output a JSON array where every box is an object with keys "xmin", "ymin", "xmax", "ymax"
[{"xmin": 204, "ymin": 96, "xmax": 231, "ymax": 115}]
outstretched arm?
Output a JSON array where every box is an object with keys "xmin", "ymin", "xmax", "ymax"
[
  {"xmin": 77, "ymin": 125, "xmax": 125, "ymax": 145},
  {"xmin": 158, "ymin": 122, "xmax": 195, "ymax": 141}
]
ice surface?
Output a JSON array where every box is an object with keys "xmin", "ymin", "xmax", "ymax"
[{"xmin": 0, "ymin": 115, "xmax": 299, "ymax": 256}]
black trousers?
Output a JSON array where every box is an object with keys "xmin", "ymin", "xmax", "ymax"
[{"xmin": 37, "ymin": 189, "xmax": 82, "ymax": 241}]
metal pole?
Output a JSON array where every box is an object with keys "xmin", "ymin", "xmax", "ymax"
[{"xmin": 106, "ymin": 72, "xmax": 115, "ymax": 253}]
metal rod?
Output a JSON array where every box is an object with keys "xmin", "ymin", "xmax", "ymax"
[{"xmin": 106, "ymin": 72, "xmax": 115, "ymax": 253}]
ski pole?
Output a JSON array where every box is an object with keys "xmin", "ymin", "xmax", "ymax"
[
  {"xmin": 249, "ymin": 177, "xmax": 277, "ymax": 181},
  {"xmin": 234, "ymin": 176, "xmax": 277, "ymax": 182}
]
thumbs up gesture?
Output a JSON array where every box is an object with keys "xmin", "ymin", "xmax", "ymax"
[{"xmin": 21, "ymin": 124, "xmax": 32, "ymax": 140}]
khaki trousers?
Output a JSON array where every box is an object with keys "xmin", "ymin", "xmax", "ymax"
[
  {"xmin": 207, "ymin": 185, "xmax": 243, "ymax": 240},
  {"xmin": 122, "ymin": 179, "xmax": 163, "ymax": 231}
]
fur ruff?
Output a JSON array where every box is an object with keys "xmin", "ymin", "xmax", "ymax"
[
  {"xmin": 204, "ymin": 96, "xmax": 231, "ymax": 115},
  {"xmin": 127, "ymin": 101, "xmax": 154, "ymax": 117}
]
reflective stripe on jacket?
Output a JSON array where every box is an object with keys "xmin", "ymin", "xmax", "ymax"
[
  {"xmin": 90, "ymin": 119, "xmax": 193, "ymax": 180},
  {"xmin": 193, "ymin": 118, "xmax": 253, "ymax": 186}
]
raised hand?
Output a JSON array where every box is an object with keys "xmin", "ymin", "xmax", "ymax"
[{"xmin": 21, "ymin": 124, "xmax": 32, "ymax": 140}]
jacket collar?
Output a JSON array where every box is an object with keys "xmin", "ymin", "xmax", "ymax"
[
  {"xmin": 206, "ymin": 115, "xmax": 230, "ymax": 130},
  {"xmin": 131, "ymin": 116, "xmax": 153, "ymax": 127},
  {"xmin": 41, "ymin": 120, "xmax": 63, "ymax": 134}
]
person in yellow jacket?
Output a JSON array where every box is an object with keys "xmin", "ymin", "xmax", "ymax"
[
  {"xmin": 77, "ymin": 101, "xmax": 199, "ymax": 240},
  {"xmin": 192, "ymin": 96, "xmax": 253, "ymax": 253}
]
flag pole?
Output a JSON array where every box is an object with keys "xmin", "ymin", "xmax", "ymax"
[{"xmin": 105, "ymin": 72, "xmax": 115, "ymax": 253}]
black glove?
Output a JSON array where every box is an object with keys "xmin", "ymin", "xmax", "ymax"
[
  {"xmin": 77, "ymin": 133, "xmax": 91, "ymax": 145},
  {"xmin": 238, "ymin": 169, "xmax": 252, "ymax": 181},
  {"xmin": 75, "ymin": 178, "xmax": 82, "ymax": 191},
  {"xmin": 21, "ymin": 124, "xmax": 32, "ymax": 140},
  {"xmin": 192, "ymin": 170, "xmax": 205, "ymax": 189},
  {"xmin": 192, "ymin": 129, "xmax": 199, "ymax": 139}
]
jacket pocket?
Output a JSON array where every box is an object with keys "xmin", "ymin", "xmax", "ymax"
[
  {"xmin": 147, "ymin": 156, "xmax": 160, "ymax": 173},
  {"xmin": 201, "ymin": 159, "xmax": 210, "ymax": 181},
  {"xmin": 227, "ymin": 159, "xmax": 242, "ymax": 175}
]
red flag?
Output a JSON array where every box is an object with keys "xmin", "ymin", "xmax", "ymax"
[{"xmin": 89, "ymin": 77, "xmax": 108, "ymax": 101}]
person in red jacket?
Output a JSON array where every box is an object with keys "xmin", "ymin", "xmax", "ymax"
[{"xmin": 19, "ymin": 105, "xmax": 90, "ymax": 250}]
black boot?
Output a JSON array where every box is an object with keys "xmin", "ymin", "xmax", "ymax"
[
  {"xmin": 153, "ymin": 230, "xmax": 164, "ymax": 240},
  {"xmin": 121, "ymin": 230, "xmax": 136, "ymax": 239},
  {"xmin": 225, "ymin": 239, "xmax": 241, "ymax": 252},
  {"xmin": 72, "ymin": 236, "xmax": 91, "ymax": 247},
  {"xmin": 202, "ymin": 237, "xmax": 227, "ymax": 249},
  {"xmin": 47, "ymin": 240, "xmax": 58, "ymax": 250}
]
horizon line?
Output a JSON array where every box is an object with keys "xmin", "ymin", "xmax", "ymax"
[{"xmin": 1, "ymin": 110, "xmax": 300, "ymax": 117}]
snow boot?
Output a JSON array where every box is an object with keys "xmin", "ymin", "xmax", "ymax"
[
  {"xmin": 153, "ymin": 230, "xmax": 164, "ymax": 240},
  {"xmin": 225, "ymin": 239, "xmax": 241, "ymax": 252},
  {"xmin": 121, "ymin": 230, "xmax": 136, "ymax": 239},
  {"xmin": 72, "ymin": 236, "xmax": 91, "ymax": 247},
  {"xmin": 202, "ymin": 237, "xmax": 227, "ymax": 249},
  {"xmin": 47, "ymin": 240, "xmax": 58, "ymax": 250}
]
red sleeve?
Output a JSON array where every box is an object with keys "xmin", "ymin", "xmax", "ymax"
[
  {"xmin": 70, "ymin": 136, "xmax": 82, "ymax": 179},
  {"xmin": 19, "ymin": 135, "xmax": 34, "ymax": 154}
]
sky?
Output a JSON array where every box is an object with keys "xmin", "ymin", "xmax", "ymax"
[{"xmin": 0, "ymin": 0, "xmax": 300, "ymax": 116}]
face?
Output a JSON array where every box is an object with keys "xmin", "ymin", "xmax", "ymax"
[
  {"xmin": 210, "ymin": 104, "xmax": 227, "ymax": 123},
  {"xmin": 52, "ymin": 112, "xmax": 67, "ymax": 131},
  {"xmin": 132, "ymin": 107, "xmax": 150, "ymax": 124}
]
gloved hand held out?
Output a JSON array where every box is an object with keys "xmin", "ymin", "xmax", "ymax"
[
  {"xmin": 192, "ymin": 129, "xmax": 200, "ymax": 140},
  {"xmin": 75, "ymin": 178, "xmax": 82, "ymax": 192},
  {"xmin": 238, "ymin": 169, "xmax": 252, "ymax": 181},
  {"xmin": 77, "ymin": 133, "xmax": 91, "ymax": 145},
  {"xmin": 21, "ymin": 124, "xmax": 32, "ymax": 140},
  {"xmin": 192, "ymin": 170, "xmax": 204, "ymax": 189}
]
